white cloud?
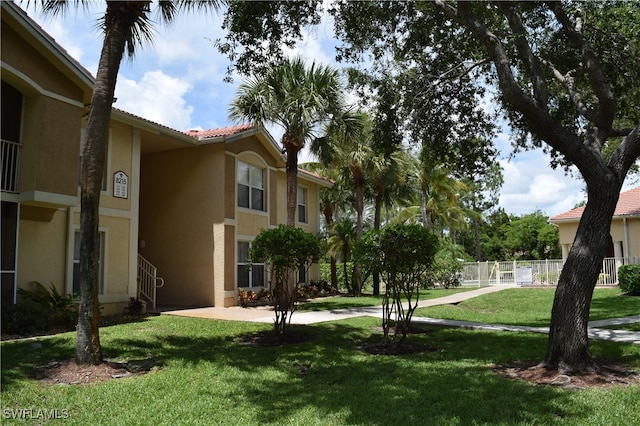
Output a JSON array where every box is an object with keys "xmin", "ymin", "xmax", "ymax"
[
  {"xmin": 499, "ymin": 155, "xmax": 585, "ymax": 217},
  {"xmin": 115, "ymin": 71, "xmax": 193, "ymax": 130},
  {"xmin": 284, "ymin": 32, "xmax": 336, "ymax": 67}
]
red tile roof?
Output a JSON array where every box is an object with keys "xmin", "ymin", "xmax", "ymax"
[
  {"xmin": 550, "ymin": 186, "xmax": 640, "ymax": 221},
  {"xmin": 186, "ymin": 124, "xmax": 256, "ymax": 140}
]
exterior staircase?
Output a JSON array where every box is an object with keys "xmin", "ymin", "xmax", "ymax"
[{"xmin": 137, "ymin": 254, "xmax": 164, "ymax": 309}]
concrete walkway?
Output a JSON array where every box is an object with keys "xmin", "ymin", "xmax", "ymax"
[
  {"xmin": 161, "ymin": 285, "xmax": 640, "ymax": 344},
  {"xmin": 161, "ymin": 285, "xmax": 517, "ymax": 324}
]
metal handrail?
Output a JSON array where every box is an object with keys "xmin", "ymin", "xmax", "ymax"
[{"xmin": 137, "ymin": 254, "xmax": 163, "ymax": 309}]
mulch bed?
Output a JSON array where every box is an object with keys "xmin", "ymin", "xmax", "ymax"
[
  {"xmin": 31, "ymin": 358, "xmax": 163, "ymax": 385},
  {"xmin": 493, "ymin": 361, "xmax": 639, "ymax": 389}
]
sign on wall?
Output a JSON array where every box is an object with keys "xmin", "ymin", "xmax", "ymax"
[{"xmin": 113, "ymin": 171, "xmax": 129, "ymax": 199}]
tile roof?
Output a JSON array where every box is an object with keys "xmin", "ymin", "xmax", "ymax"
[
  {"xmin": 186, "ymin": 124, "xmax": 256, "ymax": 140},
  {"xmin": 550, "ymin": 186, "xmax": 640, "ymax": 221},
  {"xmin": 298, "ymin": 168, "xmax": 335, "ymax": 185}
]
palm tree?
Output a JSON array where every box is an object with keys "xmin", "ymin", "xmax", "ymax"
[
  {"xmin": 367, "ymin": 149, "xmax": 415, "ymax": 295},
  {"xmin": 299, "ymin": 163, "xmax": 349, "ymax": 289},
  {"xmin": 317, "ymin": 111, "xmax": 373, "ymax": 295},
  {"xmin": 327, "ymin": 217, "xmax": 356, "ymax": 293},
  {"xmin": 39, "ymin": 0, "xmax": 219, "ymax": 365},
  {"xmin": 229, "ymin": 57, "xmax": 349, "ymax": 226}
]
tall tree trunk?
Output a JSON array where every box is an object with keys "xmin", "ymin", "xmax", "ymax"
[
  {"xmin": 433, "ymin": 0, "xmax": 640, "ymax": 373},
  {"xmin": 372, "ymin": 191, "xmax": 383, "ymax": 296},
  {"xmin": 352, "ymin": 170, "xmax": 365, "ymax": 295},
  {"xmin": 283, "ymin": 137, "xmax": 301, "ymax": 227},
  {"xmin": 543, "ymin": 182, "xmax": 621, "ymax": 372},
  {"xmin": 323, "ymin": 210, "xmax": 338, "ymax": 289},
  {"xmin": 76, "ymin": 4, "xmax": 128, "ymax": 365}
]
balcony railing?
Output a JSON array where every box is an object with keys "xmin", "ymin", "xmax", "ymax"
[{"xmin": 1, "ymin": 139, "xmax": 21, "ymax": 193}]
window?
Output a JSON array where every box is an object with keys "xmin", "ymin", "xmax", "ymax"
[
  {"xmin": 73, "ymin": 230, "xmax": 104, "ymax": 295},
  {"xmin": 298, "ymin": 264, "xmax": 307, "ymax": 284},
  {"xmin": 237, "ymin": 241, "xmax": 265, "ymax": 288},
  {"xmin": 297, "ymin": 187, "xmax": 307, "ymax": 223},
  {"xmin": 237, "ymin": 161, "xmax": 264, "ymax": 211},
  {"xmin": 79, "ymin": 127, "xmax": 107, "ymax": 191}
]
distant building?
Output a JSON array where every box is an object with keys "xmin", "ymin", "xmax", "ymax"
[{"xmin": 550, "ymin": 187, "xmax": 640, "ymax": 263}]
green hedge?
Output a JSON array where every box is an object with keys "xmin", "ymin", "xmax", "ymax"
[{"xmin": 618, "ymin": 264, "xmax": 640, "ymax": 295}]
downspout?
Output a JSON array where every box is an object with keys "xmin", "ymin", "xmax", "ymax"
[{"xmin": 623, "ymin": 217, "xmax": 630, "ymax": 263}]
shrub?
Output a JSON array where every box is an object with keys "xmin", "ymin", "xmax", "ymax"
[
  {"xmin": 127, "ymin": 297, "xmax": 145, "ymax": 315},
  {"xmin": 428, "ymin": 256, "xmax": 463, "ymax": 288},
  {"xmin": 308, "ymin": 280, "xmax": 338, "ymax": 296},
  {"xmin": 18, "ymin": 281, "xmax": 78, "ymax": 327},
  {"xmin": 355, "ymin": 224, "xmax": 439, "ymax": 347},
  {"xmin": 250, "ymin": 225, "xmax": 324, "ymax": 334},
  {"xmin": 618, "ymin": 264, "xmax": 640, "ymax": 295},
  {"xmin": 2, "ymin": 282, "xmax": 78, "ymax": 335},
  {"xmin": 238, "ymin": 289, "xmax": 258, "ymax": 307},
  {"xmin": 1, "ymin": 302, "xmax": 51, "ymax": 334}
]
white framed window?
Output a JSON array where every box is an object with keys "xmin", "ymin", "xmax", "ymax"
[
  {"xmin": 73, "ymin": 230, "xmax": 105, "ymax": 295},
  {"xmin": 297, "ymin": 186, "xmax": 308, "ymax": 223},
  {"xmin": 237, "ymin": 241, "xmax": 265, "ymax": 288},
  {"xmin": 237, "ymin": 161, "xmax": 264, "ymax": 211}
]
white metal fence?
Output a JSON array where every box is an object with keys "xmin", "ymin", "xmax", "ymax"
[{"xmin": 460, "ymin": 257, "xmax": 638, "ymax": 287}]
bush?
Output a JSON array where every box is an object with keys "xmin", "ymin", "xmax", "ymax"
[
  {"xmin": 2, "ymin": 282, "xmax": 78, "ymax": 335},
  {"xmin": 618, "ymin": 264, "xmax": 640, "ymax": 295},
  {"xmin": 126, "ymin": 297, "xmax": 145, "ymax": 315},
  {"xmin": 250, "ymin": 225, "xmax": 324, "ymax": 333},
  {"xmin": 238, "ymin": 289, "xmax": 258, "ymax": 307},
  {"xmin": 355, "ymin": 224, "xmax": 439, "ymax": 347},
  {"xmin": 428, "ymin": 257, "xmax": 463, "ymax": 288},
  {"xmin": 1, "ymin": 302, "xmax": 52, "ymax": 334},
  {"xmin": 320, "ymin": 262, "xmax": 374, "ymax": 293}
]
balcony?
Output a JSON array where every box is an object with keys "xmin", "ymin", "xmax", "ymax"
[{"xmin": 1, "ymin": 139, "xmax": 21, "ymax": 193}]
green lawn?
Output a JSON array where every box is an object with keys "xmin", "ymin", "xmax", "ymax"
[
  {"xmin": 414, "ymin": 287, "xmax": 640, "ymax": 327},
  {"xmin": 1, "ymin": 288, "xmax": 638, "ymax": 425},
  {"xmin": 297, "ymin": 287, "xmax": 475, "ymax": 311}
]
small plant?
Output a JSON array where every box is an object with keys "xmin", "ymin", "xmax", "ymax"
[
  {"xmin": 17, "ymin": 281, "xmax": 78, "ymax": 326},
  {"xmin": 618, "ymin": 264, "xmax": 640, "ymax": 295},
  {"xmin": 256, "ymin": 288, "xmax": 272, "ymax": 302},
  {"xmin": 305, "ymin": 280, "xmax": 338, "ymax": 297},
  {"xmin": 238, "ymin": 289, "xmax": 258, "ymax": 307},
  {"xmin": 127, "ymin": 297, "xmax": 145, "ymax": 315}
]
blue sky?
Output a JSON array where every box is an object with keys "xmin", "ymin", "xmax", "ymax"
[{"xmin": 23, "ymin": 3, "xmax": 636, "ymax": 217}]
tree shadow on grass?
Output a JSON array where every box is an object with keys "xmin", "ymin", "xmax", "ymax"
[
  {"xmin": 589, "ymin": 292, "xmax": 640, "ymax": 321},
  {"xmin": 2, "ymin": 315, "xmax": 637, "ymax": 424}
]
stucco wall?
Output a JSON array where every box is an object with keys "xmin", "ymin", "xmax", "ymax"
[
  {"xmin": 555, "ymin": 217, "xmax": 640, "ymax": 260},
  {"xmin": 17, "ymin": 208, "xmax": 68, "ymax": 294},
  {"xmin": 140, "ymin": 144, "xmax": 226, "ymax": 307}
]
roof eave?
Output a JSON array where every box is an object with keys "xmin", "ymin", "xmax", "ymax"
[{"xmin": 2, "ymin": 2, "xmax": 95, "ymax": 91}]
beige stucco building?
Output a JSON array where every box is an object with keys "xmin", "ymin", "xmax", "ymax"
[
  {"xmin": 550, "ymin": 186, "xmax": 640, "ymax": 264},
  {"xmin": 139, "ymin": 125, "xmax": 330, "ymax": 307},
  {"xmin": 1, "ymin": 2, "xmax": 329, "ymax": 314}
]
